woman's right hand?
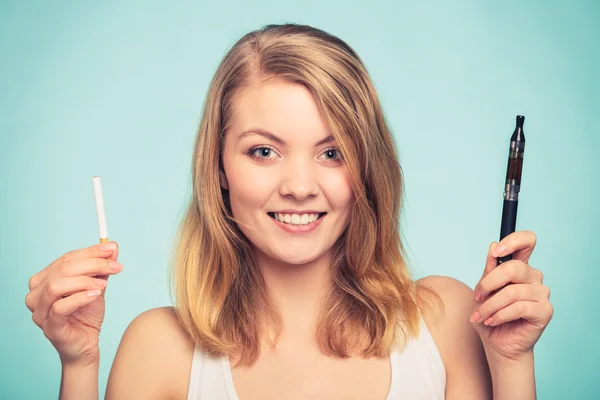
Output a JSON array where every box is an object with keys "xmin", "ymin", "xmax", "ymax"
[{"xmin": 26, "ymin": 242, "xmax": 124, "ymax": 367}]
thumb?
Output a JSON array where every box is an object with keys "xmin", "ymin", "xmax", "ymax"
[
  {"xmin": 482, "ymin": 241, "xmax": 499, "ymax": 278},
  {"xmin": 99, "ymin": 241, "xmax": 119, "ymax": 297},
  {"xmin": 108, "ymin": 241, "xmax": 119, "ymax": 262}
]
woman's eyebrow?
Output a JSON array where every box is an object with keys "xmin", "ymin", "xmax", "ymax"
[
  {"xmin": 239, "ymin": 128, "xmax": 334, "ymax": 147},
  {"xmin": 239, "ymin": 129, "xmax": 284, "ymax": 144},
  {"xmin": 315, "ymin": 135, "xmax": 334, "ymax": 147}
]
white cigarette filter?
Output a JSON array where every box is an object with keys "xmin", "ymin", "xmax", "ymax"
[{"xmin": 92, "ymin": 176, "xmax": 109, "ymax": 243}]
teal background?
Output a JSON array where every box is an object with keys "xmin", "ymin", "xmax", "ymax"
[{"xmin": 1, "ymin": 0, "xmax": 598, "ymax": 398}]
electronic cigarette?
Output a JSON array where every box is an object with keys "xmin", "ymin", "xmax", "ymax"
[{"xmin": 497, "ymin": 116, "xmax": 525, "ymax": 265}]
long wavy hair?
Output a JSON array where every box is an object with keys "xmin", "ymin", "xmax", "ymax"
[{"xmin": 168, "ymin": 23, "xmax": 440, "ymax": 366}]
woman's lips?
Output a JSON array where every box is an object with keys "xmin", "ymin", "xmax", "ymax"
[{"xmin": 268, "ymin": 213, "xmax": 325, "ymax": 234}]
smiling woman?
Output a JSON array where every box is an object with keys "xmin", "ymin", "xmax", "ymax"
[
  {"xmin": 179, "ymin": 26, "xmax": 431, "ymax": 357},
  {"xmin": 27, "ymin": 22, "xmax": 553, "ymax": 400},
  {"xmin": 220, "ymin": 80, "xmax": 354, "ymax": 264},
  {"xmin": 168, "ymin": 24, "xmax": 449, "ymax": 398}
]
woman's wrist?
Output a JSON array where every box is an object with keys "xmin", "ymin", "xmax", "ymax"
[
  {"xmin": 59, "ymin": 357, "xmax": 100, "ymax": 400},
  {"xmin": 59, "ymin": 347, "xmax": 101, "ymax": 369},
  {"xmin": 486, "ymin": 349, "xmax": 534, "ymax": 367},
  {"xmin": 486, "ymin": 350, "xmax": 536, "ymax": 400}
]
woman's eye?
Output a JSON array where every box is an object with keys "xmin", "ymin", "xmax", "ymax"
[
  {"xmin": 319, "ymin": 148, "xmax": 343, "ymax": 162},
  {"xmin": 249, "ymin": 147, "xmax": 277, "ymax": 159}
]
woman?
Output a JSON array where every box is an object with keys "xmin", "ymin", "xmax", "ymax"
[{"xmin": 26, "ymin": 23, "xmax": 553, "ymax": 399}]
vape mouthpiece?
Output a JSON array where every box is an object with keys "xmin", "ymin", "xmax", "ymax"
[{"xmin": 511, "ymin": 115, "xmax": 525, "ymax": 142}]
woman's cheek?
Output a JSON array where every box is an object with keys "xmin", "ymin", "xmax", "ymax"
[
  {"xmin": 322, "ymin": 169, "xmax": 353, "ymax": 206},
  {"xmin": 229, "ymin": 163, "xmax": 276, "ymax": 203}
]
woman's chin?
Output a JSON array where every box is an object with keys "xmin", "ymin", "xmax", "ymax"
[{"xmin": 264, "ymin": 247, "xmax": 327, "ymax": 266}]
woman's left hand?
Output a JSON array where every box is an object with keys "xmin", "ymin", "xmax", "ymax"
[{"xmin": 470, "ymin": 230, "xmax": 554, "ymax": 362}]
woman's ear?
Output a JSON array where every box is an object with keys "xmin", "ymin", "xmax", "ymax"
[{"xmin": 219, "ymin": 168, "xmax": 229, "ymax": 190}]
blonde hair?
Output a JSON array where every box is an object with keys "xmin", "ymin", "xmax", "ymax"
[{"xmin": 168, "ymin": 23, "xmax": 440, "ymax": 366}]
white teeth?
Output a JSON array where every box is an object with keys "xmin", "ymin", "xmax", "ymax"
[{"xmin": 273, "ymin": 213, "xmax": 321, "ymax": 225}]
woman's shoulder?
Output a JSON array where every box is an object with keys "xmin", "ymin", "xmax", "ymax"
[
  {"xmin": 415, "ymin": 274, "xmax": 477, "ymax": 338},
  {"xmin": 415, "ymin": 274, "xmax": 476, "ymax": 324},
  {"xmin": 105, "ymin": 306, "xmax": 195, "ymax": 399}
]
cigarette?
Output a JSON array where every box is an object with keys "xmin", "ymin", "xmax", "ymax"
[{"xmin": 92, "ymin": 176, "xmax": 109, "ymax": 243}]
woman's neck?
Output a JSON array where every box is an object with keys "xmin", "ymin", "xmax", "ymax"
[{"xmin": 254, "ymin": 248, "xmax": 335, "ymax": 342}]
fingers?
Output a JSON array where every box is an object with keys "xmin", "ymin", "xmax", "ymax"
[
  {"xmin": 44, "ymin": 290, "xmax": 106, "ymax": 341},
  {"xmin": 61, "ymin": 257, "xmax": 124, "ymax": 279},
  {"xmin": 31, "ymin": 276, "xmax": 108, "ymax": 324},
  {"xmin": 26, "ymin": 242, "xmax": 123, "ymax": 321},
  {"xmin": 28, "ymin": 242, "xmax": 119, "ymax": 291},
  {"xmin": 470, "ymin": 283, "xmax": 551, "ymax": 324},
  {"xmin": 474, "ymin": 299, "xmax": 554, "ymax": 328},
  {"xmin": 493, "ymin": 231, "xmax": 537, "ymax": 264},
  {"xmin": 26, "ymin": 258, "xmax": 123, "ymax": 311},
  {"xmin": 475, "ymin": 259, "xmax": 540, "ymax": 301}
]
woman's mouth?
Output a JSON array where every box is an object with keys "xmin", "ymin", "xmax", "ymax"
[{"xmin": 267, "ymin": 212, "xmax": 326, "ymax": 233}]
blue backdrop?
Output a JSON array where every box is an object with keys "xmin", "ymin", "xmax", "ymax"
[{"xmin": 1, "ymin": 1, "xmax": 598, "ymax": 398}]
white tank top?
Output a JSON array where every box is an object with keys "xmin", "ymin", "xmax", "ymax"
[{"xmin": 186, "ymin": 315, "xmax": 446, "ymax": 399}]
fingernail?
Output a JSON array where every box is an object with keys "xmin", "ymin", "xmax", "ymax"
[
  {"xmin": 474, "ymin": 290, "xmax": 482, "ymax": 301},
  {"xmin": 100, "ymin": 242, "xmax": 117, "ymax": 251},
  {"xmin": 493, "ymin": 244, "xmax": 507, "ymax": 257},
  {"xmin": 470, "ymin": 310, "xmax": 481, "ymax": 323},
  {"xmin": 109, "ymin": 260, "xmax": 124, "ymax": 272},
  {"xmin": 484, "ymin": 317, "xmax": 494, "ymax": 326}
]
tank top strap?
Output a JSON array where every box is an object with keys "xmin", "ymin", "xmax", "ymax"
[{"xmin": 386, "ymin": 314, "xmax": 446, "ymax": 399}]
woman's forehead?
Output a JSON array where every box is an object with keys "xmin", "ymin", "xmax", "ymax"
[{"xmin": 228, "ymin": 81, "xmax": 333, "ymax": 146}]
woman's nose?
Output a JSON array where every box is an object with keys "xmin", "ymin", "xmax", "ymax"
[{"xmin": 278, "ymin": 158, "xmax": 318, "ymax": 201}]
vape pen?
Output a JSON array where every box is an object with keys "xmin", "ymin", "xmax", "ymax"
[{"xmin": 497, "ymin": 115, "xmax": 525, "ymax": 265}]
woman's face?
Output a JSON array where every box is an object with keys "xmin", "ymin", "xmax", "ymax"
[{"xmin": 221, "ymin": 79, "xmax": 354, "ymax": 266}]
